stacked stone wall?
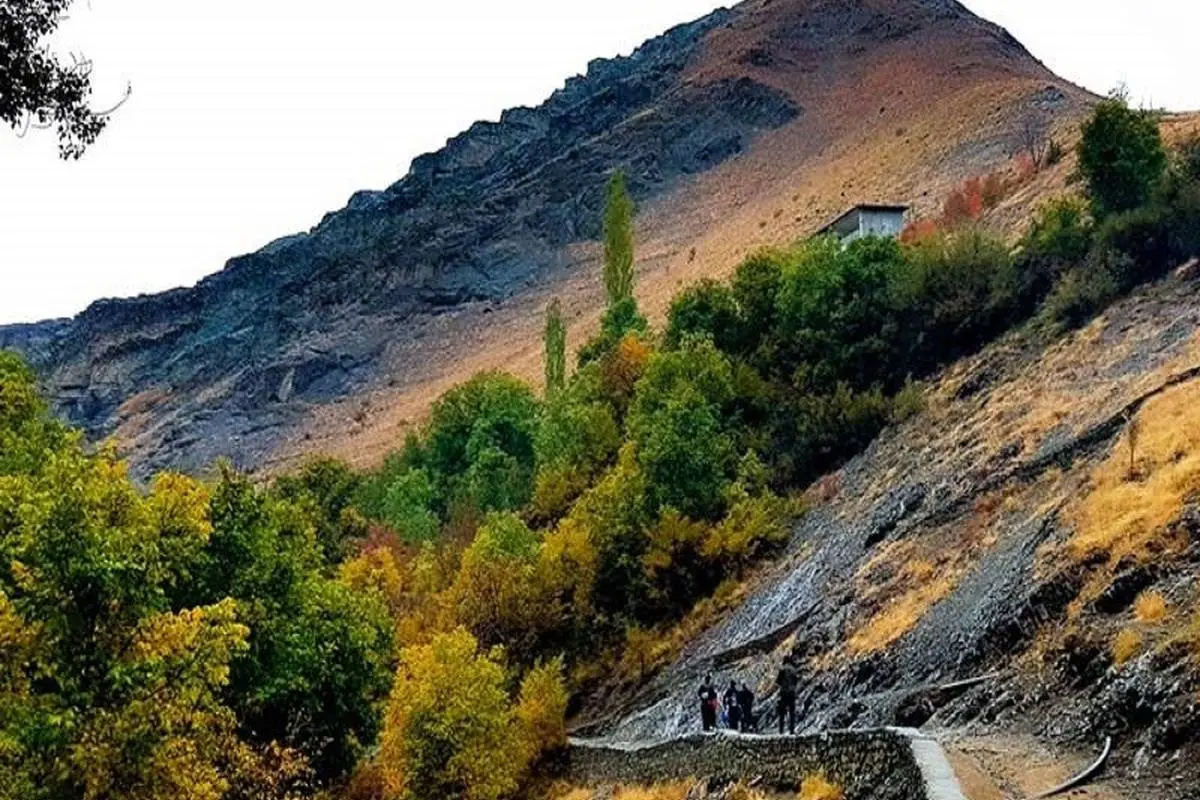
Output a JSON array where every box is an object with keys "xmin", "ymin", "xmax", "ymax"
[{"xmin": 566, "ymin": 731, "xmax": 928, "ymax": 800}]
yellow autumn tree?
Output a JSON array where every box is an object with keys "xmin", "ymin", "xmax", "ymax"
[
  {"xmin": 379, "ymin": 629, "xmax": 526, "ymax": 800},
  {"xmin": 70, "ymin": 600, "xmax": 250, "ymax": 800},
  {"xmin": 449, "ymin": 513, "xmax": 544, "ymax": 653},
  {"xmin": 515, "ymin": 657, "xmax": 569, "ymax": 758}
]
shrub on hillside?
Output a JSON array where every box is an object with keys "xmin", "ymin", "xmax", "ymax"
[
  {"xmin": 642, "ymin": 509, "xmax": 717, "ymax": 616},
  {"xmin": 1095, "ymin": 204, "xmax": 1175, "ymax": 281},
  {"xmin": 890, "ymin": 379, "xmax": 926, "ymax": 424},
  {"xmin": 897, "ymin": 228, "xmax": 1018, "ymax": 365},
  {"xmin": 1158, "ymin": 155, "xmax": 1200, "ymax": 260},
  {"xmin": 702, "ymin": 490, "xmax": 791, "ymax": 571},
  {"xmin": 1042, "ymin": 258, "xmax": 1122, "ymax": 329},
  {"xmin": 1022, "ymin": 196, "xmax": 1094, "ymax": 269},
  {"xmin": 776, "ymin": 384, "xmax": 893, "ymax": 487},
  {"xmin": 1078, "ymin": 93, "xmax": 1168, "ymax": 218},
  {"xmin": 1174, "ymin": 134, "xmax": 1200, "ymax": 184}
]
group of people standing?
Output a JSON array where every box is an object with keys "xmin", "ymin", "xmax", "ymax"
[
  {"xmin": 697, "ymin": 678, "xmax": 756, "ymax": 732},
  {"xmin": 696, "ymin": 655, "xmax": 800, "ymax": 735}
]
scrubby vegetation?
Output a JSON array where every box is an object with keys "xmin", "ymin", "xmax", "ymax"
[{"xmin": 2, "ymin": 98, "xmax": 1197, "ymax": 800}]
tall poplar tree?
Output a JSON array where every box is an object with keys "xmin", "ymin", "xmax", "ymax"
[
  {"xmin": 544, "ymin": 298, "xmax": 567, "ymax": 396},
  {"xmin": 603, "ymin": 171, "xmax": 636, "ymax": 305}
]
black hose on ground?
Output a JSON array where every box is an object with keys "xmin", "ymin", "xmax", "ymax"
[{"xmin": 1030, "ymin": 736, "xmax": 1112, "ymax": 799}]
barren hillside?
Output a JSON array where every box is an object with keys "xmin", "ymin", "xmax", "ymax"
[{"xmin": 0, "ymin": 0, "xmax": 1094, "ymax": 476}]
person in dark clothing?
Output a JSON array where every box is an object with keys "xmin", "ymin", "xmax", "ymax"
[
  {"xmin": 736, "ymin": 682, "xmax": 756, "ymax": 732},
  {"xmin": 698, "ymin": 675, "xmax": 719, "ymax": 731},
  {"xmin": 776, "ymin": 656, "xmax": 799, "ymax": 735},
  {"xmin": 723, "ymin": 681, "xmax": 741, "ymax": 731}
]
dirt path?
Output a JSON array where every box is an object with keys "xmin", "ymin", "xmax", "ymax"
[{"xmin": 942, "ymin": 734, "xmax": 1124, "ymax": 800}]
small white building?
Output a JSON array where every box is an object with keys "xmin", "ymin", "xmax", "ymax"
[{"xmin": 816, "ymin": 204, "xmax": 909, "ymax": 246}]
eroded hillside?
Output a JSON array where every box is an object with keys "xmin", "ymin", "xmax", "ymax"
[
  {"xmin": 0, "ymin": 0, "xmax": 1093, "ymax": 477},
  {"xmin": 582, "ymin": 267, "xmax": 1200, "ymax": 798}
]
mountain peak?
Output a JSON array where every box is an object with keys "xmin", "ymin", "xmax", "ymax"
[{"xmin": 0, "ymin": 0, "xmax": 1089, "ymax": 476}]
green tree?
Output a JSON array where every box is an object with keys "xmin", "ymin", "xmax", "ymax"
[
  {"xmin": 603, "ymin": 171, "xmax": 636, "ymax": 306},
  {"xmin": 633, "ymin": 388, "xmax": 733, "ymax": 521},
  {"xmin": 424, "ymin": 373, "xmax": 541, "ymax": 513},
  {"xmin": 543, "ymin": 299, "xmax": 567, "ymax": 396},
  {"xmin": 273, "ymin": 457, "xmax": 367, "ymax": 565},
  {"xmin": 381, "ymin": 468, "xmax": 442, "ymax": 543},
  {"xmin": 0, "ymin": 355, "xmax": 258, "ymax": 799},
  {"xmin": 776, "ymin": 236, "xmax": 906, "ymax": 391},
  {"xmin": 1078, "ymin": 93, "xmax": 1167, "ymax": 217},
  {"xmin": 731, "ymin": 248, "xmax": 785, "ymax": 361},
  {"xmin": 535, "ymin": 389, "xmax": 620, "ymax": 477},
  {"xmin": 0, "ymin": 351, "xmax": 71, "ymax": 475},
  {"xmin": 628, "ymin": 336, "xmax": 735, "ymax": 425},
  {"xmin": 1, "ymin": 1, "xmax": 121, "ymax": 158},
  {"xmin": 186, "ymin": 467, "xmax": 394, "ymax": 784},
  {"xmin": 665, "ymin": 279, "xmax": 741, "ymax": 353}
]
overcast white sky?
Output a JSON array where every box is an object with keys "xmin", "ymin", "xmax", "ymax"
[{"xmin": 0, "ymin": 0, "xmax": 1194, "ymax": 325}]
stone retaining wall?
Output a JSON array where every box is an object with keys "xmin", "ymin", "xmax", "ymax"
[{"xmin": 566, "ymin": 730, "xmax": 929, "ymax": 800}]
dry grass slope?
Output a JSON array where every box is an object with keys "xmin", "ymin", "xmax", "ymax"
[{"xmin": 1068, "ymin": 379, "xmax": 1200, "ymax": 568}]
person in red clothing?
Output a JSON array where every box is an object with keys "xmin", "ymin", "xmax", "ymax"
[{"xmin": 698, "ymin": 675, "xmax": 719, "ymax": 731}]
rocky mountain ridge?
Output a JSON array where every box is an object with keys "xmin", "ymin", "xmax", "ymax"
[{"xmin": 1, "ymin": 0, "xmax": 1078, "ymax": 476}]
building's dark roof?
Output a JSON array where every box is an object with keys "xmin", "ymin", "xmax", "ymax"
[{"xmin": 816, "ymin": 204, "xmax": 909, "ymax": 237}]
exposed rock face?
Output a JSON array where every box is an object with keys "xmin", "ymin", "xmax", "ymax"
[{"xmin": 0, "ymin": 0, "xmax": 1066, "ymax": 476}]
